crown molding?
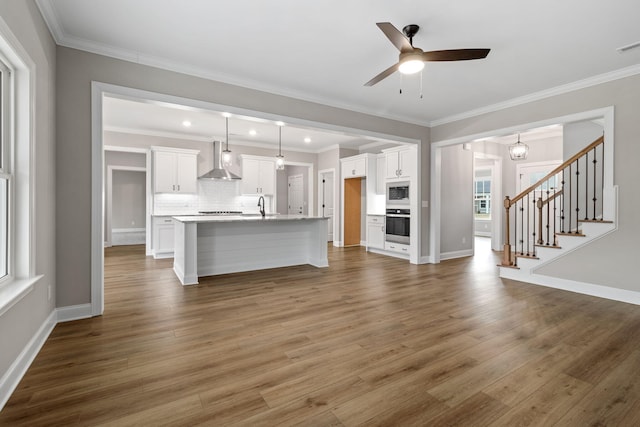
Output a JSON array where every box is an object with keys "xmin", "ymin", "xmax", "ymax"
[{"xmin": 430, "ymin": 64, "xmax": 640, "ymax": 127}]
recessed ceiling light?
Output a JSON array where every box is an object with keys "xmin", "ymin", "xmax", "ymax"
[
  {"xmin": 222, "ymin": 112, "xmax": 232, "ymax": 118},
  {"xmin": 182, "ymin": 120, "xmax": 191, "ymax": 127},
  {"xmin": 249, "ymin": 129, "xmax": 257, "ymax": 136},
  {"xmin": 275, "ymin": 121, "xmax": 285, "ymax": 127},
  {"xmin": 304, "ymin": 137, "xmax": 311, "ymax": 143}
]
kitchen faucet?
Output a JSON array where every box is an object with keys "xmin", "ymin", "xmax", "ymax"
[{"xmin": 257, "ymin": 196, "xmax": 265, "ymax": 218}]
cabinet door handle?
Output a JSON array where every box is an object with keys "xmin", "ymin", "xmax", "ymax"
[
  {"xmin": 177, "ymin": 184, "xmax": 180, "ymax": 191},
  {"xmin": 352, "ymin": 169, "xmax": 355, "ymax": 175},
  {"xmin": 173, "ymin": 184, "xmax": 176, "ymax": 191},
  {"xmin": 398, "ymin": 169, "xmax": 402, "ymax": 176}
]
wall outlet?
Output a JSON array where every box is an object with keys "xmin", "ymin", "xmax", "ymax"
[
  {"xmin": 462, "ymin": 237, "xmax": 466, "ymax": 244},
  {"xmin": 48, "ymin": 285, "xmax": 51, "ymax": 301}
]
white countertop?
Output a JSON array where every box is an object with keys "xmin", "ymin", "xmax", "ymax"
[{"xmin": 172, "ymin": 214, "xmax": 328, "ymax": 223}]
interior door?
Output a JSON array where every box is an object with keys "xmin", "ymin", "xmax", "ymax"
[
  {"xmin": 344, "ymin": 177, "xmax": 362, "ymax": 246},
  {"xmin": 320, "ymin": 172, "xmax": 334, "ymax": 241},
  {"xmin": 288, "ymin": 174, "xmax": 304, "ymax": 214}
]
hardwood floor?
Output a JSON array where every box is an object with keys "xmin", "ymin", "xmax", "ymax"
[{"xmin": 3, "ymin": 241, "xmax": 640, "ymax": 425}]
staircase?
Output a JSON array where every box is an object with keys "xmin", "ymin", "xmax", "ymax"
[{"xmin": 499, "ymin": 135, "xmax": 617, "ymax": 284}]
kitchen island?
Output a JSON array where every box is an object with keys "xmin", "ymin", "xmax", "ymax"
[{"xmin": 172, "ymin": 215, "xmax": 329, "ymax": 285}]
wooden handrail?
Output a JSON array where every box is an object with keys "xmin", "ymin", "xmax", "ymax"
[
  {"xmin": 508, "ymin": 135, "xmax": 603, "ymax": 207},
  {"xmin": 536, "ymin": 189, "xmax": 563, "ymax": 208}
]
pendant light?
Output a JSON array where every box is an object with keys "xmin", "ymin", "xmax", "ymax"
[
  {"xmin": 275, "ymin": 122, "xmax": 285, "ymax": 170},
  {"xmin": 222, "ymin": 114, "xmax": 232, "ymax": 168},
  {"xmin": 509, "ymin": 134, "xmax": 529, "ymax": 161}
]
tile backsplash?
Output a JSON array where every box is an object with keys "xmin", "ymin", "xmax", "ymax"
[{"xmin": 154, "ymin": 180, "xmax": 272, "ymax": 214}]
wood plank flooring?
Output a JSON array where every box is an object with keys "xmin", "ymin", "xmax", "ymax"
[{"xmin": 3, "ymin": 241, "xmax": 640, "ymax": 425}]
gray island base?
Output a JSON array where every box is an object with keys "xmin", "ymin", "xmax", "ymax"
[{"xmin": 172, "ymin": 215, "xmax": 329, "ymax": 285}]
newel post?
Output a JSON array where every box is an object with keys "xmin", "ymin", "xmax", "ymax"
[{"xmin": 502, "ymin": 196, "xmax": 512, "ymax": 266}]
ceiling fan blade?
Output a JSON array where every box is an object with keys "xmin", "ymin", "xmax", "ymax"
[
  {"xmin": 364, "ymin": 63, "xmax": 399, "ymax": 86},
  {"xmin": 376, "ymin": 22, "xmax": 413, "ymax": 53},
  {"xmin": 422, "ymin": 48, "xmax": 491, "ymax": 61}
]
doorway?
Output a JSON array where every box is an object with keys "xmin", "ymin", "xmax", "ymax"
[
  {"xmin": 276, "ymin": 163, "xmax": 314, "ymax": 215},
  {"xmin": 287, "ymin": 174, "xmax": 304, "ymax": 214},
  {"xmin": 109, "ymin": 169, "xmax": 146, "ymax": 246},
  {"xmin": 343, "ymin": 177, "xmax": 362, "ymax": 246},
  {"xmin": 318, "ymin": 170, "xmax": 335, "ymax": 242}
]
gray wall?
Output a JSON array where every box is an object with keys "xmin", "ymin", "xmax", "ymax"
[
  {"xmin": 440, "ymin": 145, "xmax": 473, "ymax": 254},
  {"xmin": 56, "ymin": 46, "xmax": 430, "ymax": 307},
  {"xmin": 0, "ymin": 0, "xmax": 57, "ymax": 391},
  {"xmin": 112, "ymin": 170, "xmax": 146, "ymax": 229},
  {"xmin": 103, "ymin": 151, "xmax": 146, "ymax": 242},
  {"xmin": 432, "ymin": 73, "xmax": 640, "ymax": 293},
  {"xmin": 563, "ymin": 120, "xmax": 603, "ymax": 160}
]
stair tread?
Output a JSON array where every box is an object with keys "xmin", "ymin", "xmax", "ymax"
[
  {"xmin": 555, "ymin": 231, "xmax": 586, "ymax": 237},
  {"xmin": 515, "ymin": 253, "xmax": 539, "ymax": 259},
  {"xmin": 578, "ymin": 219, "xmax": 613, "ymax": 223},
  {"xmin": 498, "ymin": 263, "xmax": 520, "ymax": 270},
  {"xmin": 535, "ymin": 244, "xmax": 562, "ymax": 249}
]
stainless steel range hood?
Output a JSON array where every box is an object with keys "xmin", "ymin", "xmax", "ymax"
[{"xmin": 199, "ymin": 140, "xmax": 241, "ymax": 180}]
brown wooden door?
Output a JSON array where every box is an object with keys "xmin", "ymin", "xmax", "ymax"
[{"xmin": 344, "ymin": 178, "xmax": 362, "ymax": 246}]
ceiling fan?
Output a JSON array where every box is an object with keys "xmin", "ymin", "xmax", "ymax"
[{"xmin": 365, "ymin": 22, "xmax": 490, "ymax": 86}]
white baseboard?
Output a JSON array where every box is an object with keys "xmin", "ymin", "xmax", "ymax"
[
  {"xmin": 440, "ymin": 249, "xmax": 473, "ymax": 261},
  {"xmin": 334, "ymin": 240, "xmax": 343, "ymax": 247},
  {"xmin": 57, "ymin": 303, "xmax": 93, "ymax": 323},
  {"xmin": 112, "ymin": 228, "xmax": 145, "ymax": 233},
  {"xmin": 0, "ymin": 310, "xmax": 56, "ymax": 411},
  {"xmin": 506, "ymin": 273, "xmax": 640, "ymax": 306}
]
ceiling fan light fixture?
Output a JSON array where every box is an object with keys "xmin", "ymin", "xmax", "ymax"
[{"xmin": 398, "ymin": 53, "xmax": 424, "ymax": 75}]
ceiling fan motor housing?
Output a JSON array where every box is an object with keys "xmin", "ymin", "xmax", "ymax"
[{"xmin": 402, "ymin": 24, "xmax": 420, "ymax": 45}]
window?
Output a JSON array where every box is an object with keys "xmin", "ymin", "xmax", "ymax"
[
  {"xmin": 0, "ymin": 58, "xmax": 10, "ymax": 280},
  {"xmin": 474, "ymin": 169, "xmax": 492, "ymax": 220}
]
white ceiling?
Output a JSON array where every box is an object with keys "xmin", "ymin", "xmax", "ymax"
[
  {"xmin": 38, "ymin": 0, "xmax": 640, "ymax": 131},
  {"xmin": 102, "ymin": 96, "xmax": 403, "ymax": 153}
]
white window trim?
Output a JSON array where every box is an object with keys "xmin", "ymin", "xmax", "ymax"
[{"xmin": 0, "ymin": 18, "xmax": 38, "ymax": 315}]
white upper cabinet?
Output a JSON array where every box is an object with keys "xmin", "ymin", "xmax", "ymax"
[
  {"xmin": 385, "ymin": 147, "xmax": 414, "ymax": 180},
  {"xmin": 341, "ymin": 157, "xmax": 366, "ymax": 178},
  {"xmin": 152, "ymin": 147, "xmax": 199, "ymax": 193},
  {"xmin": 241, "ymin": 157, "xmax": 275, "ymax": 195}
]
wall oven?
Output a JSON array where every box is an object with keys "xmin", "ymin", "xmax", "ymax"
[
  {"xmin": 385, "ymin": 208, "xmax": 410, "ymax": 244},
  {"xmin": 386, "ymin": 181, "xmax": 410, "ymax": 205}
]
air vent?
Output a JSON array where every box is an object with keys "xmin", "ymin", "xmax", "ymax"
[{"xmin": 616, "ymin": 41, "xmax": 640, "ymax": 53}]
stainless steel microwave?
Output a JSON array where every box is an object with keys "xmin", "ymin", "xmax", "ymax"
[{"xmin": 386, "ymin": 181, "xmax": 410, "ymax": 205}]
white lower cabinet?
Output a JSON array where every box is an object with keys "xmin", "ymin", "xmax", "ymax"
[
  {"xmin": 385, "ymin": 242, "xmax": 410, "ymax": 255},
  {"xmin": 152, "ymin": 216, "xmax": 175, "ymax": 258},
  {"xmin": 366, "ymin": 215, "xmax": 385, "ymax": 250}
]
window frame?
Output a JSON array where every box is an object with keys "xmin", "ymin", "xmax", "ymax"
[
  {"xmin": 473, "ymin": 169, "xmax": 492, "ymax": 220},
  {"xmin": 0, "ymin": 56, "xmax": 12, "ymax": 284}
]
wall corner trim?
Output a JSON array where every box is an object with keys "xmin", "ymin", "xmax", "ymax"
[{"xmin": 0, "ymin": 309, "xmax": 56, "ymax": 411}]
